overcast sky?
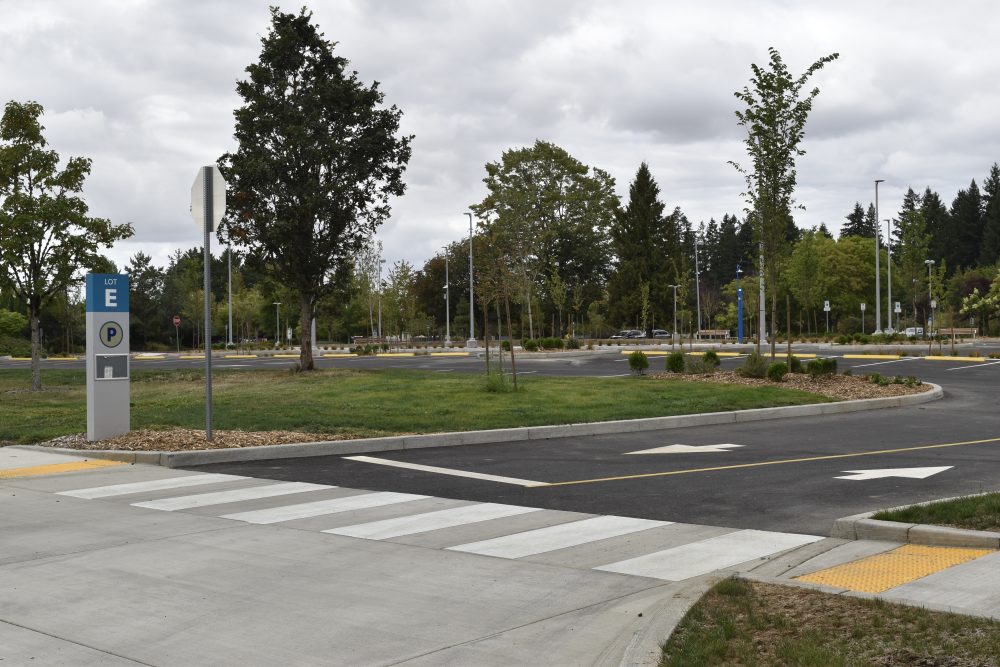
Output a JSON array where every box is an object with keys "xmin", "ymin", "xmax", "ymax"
[{"xmin": 4, "ymin": 0, "xmax": 999, "ymax": 273}]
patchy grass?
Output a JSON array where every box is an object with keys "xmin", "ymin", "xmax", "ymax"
[
  {"xmin": 0, "ymin": 367, "xmax": 829, "ymax": 445},
  {"xmin": 661, "ymin": 578, "xmax": 1000, "ymax": 666},
  {"xmin": 873, "ymin": 493, "xmax": 1000, "ymax": 532}
]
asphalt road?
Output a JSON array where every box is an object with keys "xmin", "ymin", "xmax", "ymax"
[{"xmin": 184, "ymin": 347, "xmax": 1000, "ymax": 536}]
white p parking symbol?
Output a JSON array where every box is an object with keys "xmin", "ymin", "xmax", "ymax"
[{"xmin": 99, "ymin": 321, "xmax": 123, "ymax": 348}]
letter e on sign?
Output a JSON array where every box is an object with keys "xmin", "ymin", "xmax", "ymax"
[{"xmin": 106, "ymin": 289, "xmax": 118, "ymax": 309}]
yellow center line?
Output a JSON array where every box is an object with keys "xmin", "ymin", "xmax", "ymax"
[
  {"xmin": 536, "ymin": 436, "xmax": 1000, "ymax": 488},
  {"xmin": 0, "ymin": 459, "xmax": 125, "ymax": 479}
]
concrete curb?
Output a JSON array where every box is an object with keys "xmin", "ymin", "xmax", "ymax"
[
  {"xmin": 831, "ymin": 493, "xmax": 1000, "ymax": 549},
  {"xmin": 20, "ymin": 382, "xmax": 943, "ymax": 469}
]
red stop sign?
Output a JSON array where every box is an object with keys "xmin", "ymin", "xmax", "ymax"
[{"xmin": 172, "ymin": 315, "xmax": 181, "ymax": 327}]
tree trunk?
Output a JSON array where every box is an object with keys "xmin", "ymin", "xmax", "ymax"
[
  {"xmin": 30, "ymin": 298, "xmax": 42, "ymax": 391},
  {"xmin": 769, "ymin": 289, "xmax": 777, "ymax": 359},
  {"xmin": 482, "ymin": 299, "xmax": 490, "ymax": 371},
  {"xmin": 299, "ymin": 297, "xmax": 315, "ymax": 371},
  {"xmin": 786, "ymin": 293, "xmax": 792, "ymax": 365},
  {"xmin": 505, "ymin": 295, "xmax": 518, "ymax": 390}
]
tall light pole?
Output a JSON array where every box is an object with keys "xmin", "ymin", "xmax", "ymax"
[
  {"xmin": 874, "ymin": 179, "xmax": 884, "ymax": 334},
  {"xmin": 465, "ymin": 212, "xmax": 476, "ymax": 347},
  {"xmin": 377, "ymin": 258, "xmax": 386, "ymax": 339},
  {"xmin": 272, "ymin": 302, "xmax": 281, "ymax": 347},
  {"xmin": 226, "ymin": 244, "xmax": 233, "ymax": 347},
  {"xmin": 925, "ymin": 259, "xmax": 935, "ymax": 338},
  {"xmin": 443, "ymin": 249, "xmax": 451, "ymax": 346},
  {"xmin": 669, "ymin": 284, "xmax": 680, "ymax": 350},
  {"xmin": 693, "ymin": 236, "xmax": 702, "ymax": 338},
  {"xmin": 884, "ymin": 218, "xmax": 894, "ymax": 333},
  {"xmin": 736, "ymin": 265, "xmax": 744, "ymax": 344}
]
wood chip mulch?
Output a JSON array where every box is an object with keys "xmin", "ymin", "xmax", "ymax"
[{"xmin": 651, "ymin": 369, "xmax": 931, "ymax": 401}]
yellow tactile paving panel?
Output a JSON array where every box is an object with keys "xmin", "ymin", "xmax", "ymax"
[
  {"xmin": 794, "ymin": 544, "xmax": 994, "ymax": 594},
  {"xmin": 0, "ymin": 459, "xmax": 125, "ymax": 479}
]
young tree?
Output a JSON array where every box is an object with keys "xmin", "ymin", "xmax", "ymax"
[
  {"xmin": 731, "ymin": 47, "xmax": 839, "ymax": 356},
  {"xmin": 127, "ymin": 251, "xmax": 164, "ymax": 350},
  {"xmin": 0, "ymin": 101, "xmax": 132, "ymax": 390},
  {"xmin": 219, "ymin": 8, "xmax": 412, "ymax": 370}
]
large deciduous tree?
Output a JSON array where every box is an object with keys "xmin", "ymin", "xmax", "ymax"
[
  {"xmin": 731, "ymin": 47, "xmax": 838, "ymax": 356},
  {"xmin": 0, "ymin": 101, "xmax": 132, "ymax": 390},
  {"xmin": 219, "ymin": 8, "xmax": 412, "ymax": 370}
]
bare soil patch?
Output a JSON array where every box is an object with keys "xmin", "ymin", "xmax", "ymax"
[{"xmin": 36, "ymin": 429, "xmax": 350, "ymax": 452}]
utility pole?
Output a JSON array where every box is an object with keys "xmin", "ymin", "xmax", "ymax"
[
  {"xmin": 694, "ymin": 236, "xmax": 702, "ymax": 338},
  {"xmin": 444, "ymin": 249, "xmax": 451, "ymax": 346},
  {"xmin": 874, "ymin": 179, "xmax": 884, "ymax": 333},
  {"xmin": 465, "ymin": 212, "xmax": 476, "ymax": 347},
  {"xmin": 884, "ymin": 218, "xmax": 894, "ymax": 333}
]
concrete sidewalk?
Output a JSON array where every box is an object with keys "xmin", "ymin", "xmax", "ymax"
[{"xmin": 2, "ymin": 449, "xmax": 996, "ymax": 667}]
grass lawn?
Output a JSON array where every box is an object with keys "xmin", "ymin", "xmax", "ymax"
[
  {"xmin": 872, "ymin": 493, "xmax": 1000, "ymax": 532},
  {"xmin": 0, "ymin": 367, "xmax": 829, "ymax": 445},
  {"xmin": 661, "ymin": 578, "xmax": 1000, "ymax": 666}
]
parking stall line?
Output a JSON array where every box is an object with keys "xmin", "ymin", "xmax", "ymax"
[{"xmin": 947, "ymin": 359, "xmax": 1000, "ymax": 371}]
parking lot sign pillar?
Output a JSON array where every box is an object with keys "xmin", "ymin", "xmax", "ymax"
[{"xmin": 86, "ymin": 273, "xmax": 130, "ymax": 441}]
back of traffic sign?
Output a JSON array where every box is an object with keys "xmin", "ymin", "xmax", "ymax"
[{"xmin": 190, "ymin": 166, "xmax": 227, "ymax": 232}]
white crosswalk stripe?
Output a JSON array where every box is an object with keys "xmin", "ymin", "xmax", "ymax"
[
  {"xmin": 324, "ymin": 503, "xmax": 542, "ymax": 539},
  {"xmin": 222, "ymin": 491, "xmax": 428, "ymax": 524},
  {"xmin": 132, "ymin": 482, "xmax": 330, "ymax": 511},
  {"xmin": 447, "ymin": 515, "xmax": 670, "ymax": 559},
  {"xmin": 57, "ymin": 473, "xmax": 825, "ymax": 583},
  {"xmin": 594, "ymin": 529, "xmax": 823, "ymax": 581},
  {"xmin": 57, "ymin": 473, "xmax": 246, "ymax": 499}
]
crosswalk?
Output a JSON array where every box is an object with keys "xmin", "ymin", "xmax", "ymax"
[{"xmin": 54, "ymin": 472, "xmax": 823, "ymax": 583}]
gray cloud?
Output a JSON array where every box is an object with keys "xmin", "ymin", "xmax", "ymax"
[{"xmin": 3, "ymin": 0, "xmax": 1000, "ymax": 274}]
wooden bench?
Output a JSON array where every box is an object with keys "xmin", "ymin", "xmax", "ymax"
[
  {"xmin": 939, "ymin": 327, "xmax": 977, "ymax": 339},
  {"xmin": 698, "ymin": 329, "xmax": 731, "ymax": 339}
]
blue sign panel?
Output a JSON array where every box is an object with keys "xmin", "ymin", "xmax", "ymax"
[{"xmin": 86, "ymin": 274, "xmax": 130, "ymax": 313}]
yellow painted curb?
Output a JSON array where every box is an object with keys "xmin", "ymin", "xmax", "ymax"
[
  {"xmin": 47, "ymin": 357, "xmax": 79, "ymax": 361},
  {"xmin": 924, "ymin": 355, "xmax": 986, "ymax": 362},
  {"xmin": 687, "ymin": 351, "xmax": 742, "ymax": 357},
  {"xmin": 795, "ymin": 544, "xmax": 993, "ymax": 594},
  {"xmin": 378, "ymin": 353, "xmax": 416, "ymax": 358},
  {"xmin": 271, "ymin": 354, "xmax": 301, "ymax": 358},
  {"xmin": 0, "ymin": 459, "xmax": 125, "ymax": 479},
  {"xmin": 322, "ymin": 354, "xmax": 356, "ymax": 358},
  {"xmin": 224, "ymin": 354, "xmax": 258, "ymax": 359},
  {"xmin": 8, "ymin": 357, "xmax": 31, "ymax": 361},
  {"xmin": 843, "ymin": 354, "xmax": 900, "ymax": 360},
  {"xmin": 429, "ymin": 352, "xmax": 470, "ymax": 357},
  {"xmin": 790, "ymin": 353, "xmax": 818, "ymax": 358},
  {"xmin": 179, "ymin": 355, "xmax": 205, "ymax": 360}
]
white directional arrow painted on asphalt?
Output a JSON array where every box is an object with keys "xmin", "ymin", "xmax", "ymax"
[
  {"xmin": 834, "ymin": 466, "xmax": 953, "ymax": 481},
  {"xmin": 625, "ymin": 444, "xmax": 744, "ymax": 455}
]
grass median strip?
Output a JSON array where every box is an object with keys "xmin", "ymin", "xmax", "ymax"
[
  {"xmin": 0, "ymin": 368, "xmax": 827, "ymax": 445},
  {"xmin": 872, "ymin": 492, "xmax": 1000, "ymax": 532},
  {"xmin": 661, "ymin": 578, "xmax": 1000, "ymax": 667}
]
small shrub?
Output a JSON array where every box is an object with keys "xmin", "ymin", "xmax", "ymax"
[
  {"xmin": 539, "ymin": 337, "xmax": 564, "ymax": 350},
  {"xmin": 501, "ymin": 340, "xmax": 511, "ymax": 351},
  {"xmin": 788, "ymin": 355, "xmax": 803, "ymax": 374},
  {"xmin": 867, "ymin": 372, "xmax": 883, "ymax": 384},
  {"xmin": 586, "ymin": 342, "xmax": 593, "ymax": 350},
  {"xmin": 892, "ymin": 375, "xmax": 905, "ymax": 385},
  {"xmin": 565, "ymin": 337, "xmax": 580, "ymax": 350},
  {"xmin": 628, "ymin": 350, "xmax": 649, "ymax": 375},
  {"xmin": 766, "ymin": 362, "xmax": 788, "ymax": 382},
  {"xmin": 842, "ymin": 368, "xmax": 853, "ymax": 376},
  {"xmin": 666, "ymin": 350, "xmax": 685, "ymax": 373},
  {"xmin": 702, "ymin": 350, "xmax": 720, "ymax": 368},
  {"xmin": 522, "ymin": 338, "xmax": 539, "ymax": 352},
  {"xmin": 739, "ymin": 351, "xmax": 768, "ymax": 378},
  {"xmin": 483, "ymin": 368, "xmax": 513, "ymax": 393},
  {"xmin": 904, "ymin": 375, "xmax": 921, "ymax": 388}
]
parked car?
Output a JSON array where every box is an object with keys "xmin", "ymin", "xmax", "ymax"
[
  {"xmin": 611, "ymin": 330, "xmax": 644, "ymax": 339},
  {"xmin": 903, "ymin": 327, "xmax": 924, "ymax": 337},
  {"xmin": 652, "ymin": 329, "xmax": 671, "ymax": 339}
]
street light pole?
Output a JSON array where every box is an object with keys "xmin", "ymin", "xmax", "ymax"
[
  {"xmin": 669, "ymin": 284, "xmax": 679, "ymax": 350},
  {"xmin": 444, "ymin": 250, "xmax": 451, "ymax": 346},
  {"xmin": 925, "ymin": 259, "xmax": 935, "ymax": 338},
  {"xmin": 272, "ymin": 302, "xmax": 281, "ymax": 348},
  {"xmin": 465, "ymin": 212, "xmax": 476, "ymax": 347},
  {"xmin": 884, "ymin": 218, "xmax": 894, "ymax": 333},
  {"xmin": 694, "ymin": 237, "xmax": 702, "ymax": 338},
  {"xmin": 377, "ymin": 258, "xmax": 386, "ymax": 339},
  {"xmin": 227, "ymin": 245, "xmax": 233, "ymax": 347},
  {"xmin": 874, "ymin": 179, "xmax": 884, "ymax": 334},
  {"xmin": 736, "ymin": 265, "xmax": 744, "ymax": 344}
]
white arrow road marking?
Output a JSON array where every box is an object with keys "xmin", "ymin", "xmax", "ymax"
[
  {"xmin": 834, "ymin": 466, "xmax": 953, "ymax": 481},
  {"xmin": 625, "ymin": 444, "xmax": 744, "ymax": 455}
]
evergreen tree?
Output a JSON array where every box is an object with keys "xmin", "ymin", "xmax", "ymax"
[
  {"xmin": 841, "ymin": 202, "xmax": 876, "ymax": 237},
  {"xmin": 606, "ymin": 163, "xmax": 676, "ymax": 334},
  {"xmin": 817, "ymin": 223, "xmax": 834, "ymax": 238},
  {"xmin": 922, "ymin": 188, "xmax": 951, "ymax": 270},
  {"xmin": 948, "ymin": 180, "xmax": 983, "ymax": 269},
  {"xmin": 980, "ymin": 164, "xmax": 1000, "ymax": 265}
]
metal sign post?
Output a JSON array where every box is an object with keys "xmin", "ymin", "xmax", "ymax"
[
  {"xmin": 823, "ymin": 300, "xmax": 831, "ymax": 333},
  {"xmin": 86, "ymin": 273, "xmax": 131, "ymax": 441},
  {"xmin": 191, "ymin": 165, "xmax": 227, "ymax": 442}
]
